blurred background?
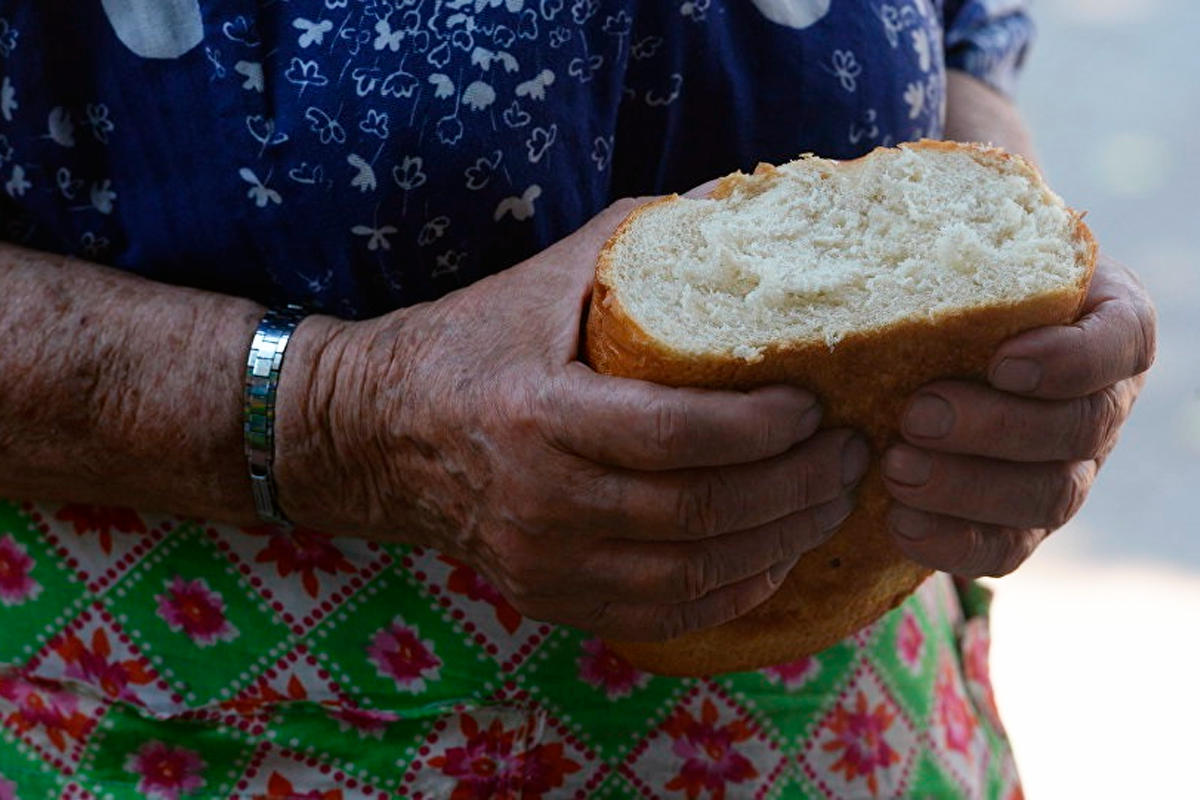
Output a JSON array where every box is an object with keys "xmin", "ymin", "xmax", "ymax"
[{"xmin": 984, "ymin": 0, "xmax": 1200, "ymax": 797}]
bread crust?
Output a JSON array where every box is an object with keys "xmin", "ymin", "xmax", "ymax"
[{"xmin": 584, "ymin": 140, "xmax": 1097, "ymax": 676}]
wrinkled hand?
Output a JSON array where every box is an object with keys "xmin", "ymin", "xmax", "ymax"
[
  {"xmin": 278, "ymin": 199, "xmax": 868, "ymax": 641},
  {"xmin": 882, "ymin": 254, "xmax": 1156, "ymax": 576}
]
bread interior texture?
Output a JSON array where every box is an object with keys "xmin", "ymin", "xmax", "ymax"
[{"xmin": 607, "ymin": 145, "xmax": 1090, "ymax": 359}]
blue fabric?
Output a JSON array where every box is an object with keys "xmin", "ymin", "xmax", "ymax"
[{"xmin": 0, "ymin": 1, "xmax": 1032, "ymax": 319}]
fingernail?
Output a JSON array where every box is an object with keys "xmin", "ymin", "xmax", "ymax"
[
  {"xmin": 841, "ymin": 437, "xmax": 871, "ymax": 486},
  {"xmin": 769, "ymin": 556, "xmax": 799, "ymax": 584},
  {"xmin": 904, "ymin": 394, "xmax": 953, "ymax": 439},
  {"xmin": 816, "ymin": 495, "xmax": 855, "ymax": 533},
  {"xmin": 798, "ymin": 402, "xmax": 823, "ymax": 434},
  {"xmin": 992, "ymin": 357, "xmax": 1042, "ymax": 393},
  {"xmin": 883, "ymin": 445, "xmax": 932, "ymax": 487},
  {"xmin": 890, "ymin": 506, "xmax": 933, "ymax": 541}
]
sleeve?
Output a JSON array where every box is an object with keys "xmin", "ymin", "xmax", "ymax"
[{"xmin": 943, "ymin": 0, "xmax": 1035, "ymax": 97}]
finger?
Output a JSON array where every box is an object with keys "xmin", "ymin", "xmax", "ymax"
[
  {"xmin": 578, "ymin": 430, "xmax": 866, "ymax": 540},
  {"xmin": 569, "ymin": 493, "xmax": 855, "ymax": 604},
  {"xmin": 882, "ymin": 444, "xmax": 1098, "ymax": 531},
  {"xmin": 887, "ymin": 507, "xmax": 1048, "ymax": 578},
  {"xmin": 529, "ymin": 563, "xmax": 792, "ymax": 642},
  {"xmin": 988, "ymin": 255, "xmax": 1157, "ymax": 399},
  {"xmin": 900, "ymin": 378, "xmax": 1140, "ymax": 462},
  {"xmin": 552, "ymin": 366, "xmax": 824, "ymax": 470}
]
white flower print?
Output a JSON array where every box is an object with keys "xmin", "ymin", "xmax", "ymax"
[
  {"xmin": 418, "ymin": 216, "xmax": 450, "ymax": 246},
  {"xmin": 428, "ymin": 73, "xmax": 456, "ymax": 99},
  {"xmin": 502, "ymin": 100, "xmax": 531, "ymax": 128},
  {"xmin": 4, "ymin": 164, "xmax": 30, "ymax": 198},
  {"xmin": 591, "ymin": 135, "xmax": 612, "ymax": 171},
  {"xmin": 239, "ymin": 167, "xmax": 282, "ymax": 207},
  {"xmin": 86, "ymin": 104, "xmax": 115, "ymax": 144},
  {"xmin": 464, "ymin": 150, "xmax": 502, "ymax": 190},
  {"xmin": 81, "ymin": 231, "xmax": 110, "ymax": 258},
  {"xmin": 471, "ymin": 47, "xmax": 519, "ymax": 74},
  {"xmin": 645, "ymin": 73, "xmax": 682, "ymax": 106},
  {"xmin": 56, "ymin": 168, "xmax": 84, "ymax": 200},
  {"xmin": 0, "ymin": 18, "xmax": 19, "ymax": 57},
  {"xmin": 288, "ymin": 162, "xmax": 333, "ymax": 189},
  {"xmin": 90, "ymin": 180, "xmax": 117, "ymax": 214},
  {"xmin": 631, "ymin": 35, "xmax": 663, "ymax": 60},
  {"xmin": 235, "ymin": 60, "xmax": 264, "ymax": 92},
  {"xmin": 347, "ymin": 154, "xmax": 378, "ymax": 192},
  {"xmin": 352, "ymin": 223, "xmax": 398, "ymax": 251},
  {"xmin": 360, "ymin": 108, "xmax": 390, "ymax": 138},
  {"xmin": 294, "ymin": 17, "xmax": 334, "ymax": 48},
  {"xmin": 515, "ymin": 69, "xmax": 555, "ymax": 100},
  {"xmin": 392, "ymin": 156, "xmax": 427, "ymax": 191},
  {"xmin": 246, "ymin": 115, "xmax": 289, "ymax": 153},
  {"xmin": 284, "ymin": 58, "xmax": 329, "ymax": 91},
  {"xmin": 525, "ymin": 124, "xmax": 557, "ymax": 163},
  {"xmin": 381, "ymin": 66, "xmax": 419, "ymax": 99},
  {"xmin": 494, "ymin": 184, "xmax": 542, "ymax": 221},
  {"xmin": 222, "ymin": 16, "xmax": 260, "ymax": 47},
  {"xmin": 352, "ymin": 66, "xmax": 384, "ymax": 97},
  {"xmin": 205, "ymin": 46, "xmax": 227, "ymax": 80},
  {"xmin": 47, "ymin": 107, "xmax": 75, "ymax": 148},
  {"xmin": 1, "ymin": 76, "xmax": 16, "ymax": 121},
  {"xmin": 432, "ymin": 249, "xmax": 465, "ymax": 278},
  {"xmin": 827, "ymin": 49, "xmax": 862, "ymax": 92},
  {"xmin": 374, "ymin": 17, "xmax": 404, "ymax": 51},
  {"xmin": 461, "ymin": 81, "xmax": 496, "ymax": 111},
  {"xmin": 904, "ymin": 80, "xmax": 925, "ymax": 119},
  {"xmin": 306, "ymin": 106, "xmax": 347, "ymax": 145},
  {"xmin": 680, "ymin": 0, "xmax": 711, "ymax": 22},
  {"xmin": 912, "ymin": 27, "xmax": 931, "ymax": 73}
]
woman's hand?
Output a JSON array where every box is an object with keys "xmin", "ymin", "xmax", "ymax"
[
  {"xmin": 275, "ymin": 200, "xmax": 868, "ymax": 641},
  {"xmin": 882, "ymin": 254, "xmax": 1156, "ymax": 576}
]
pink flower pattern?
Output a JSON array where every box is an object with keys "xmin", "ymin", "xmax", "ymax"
[
  {"xmin": 661, "ymin": 698, "xmax": 759, "ymax": 799},
  {"xmin": 366, "ymin": 616, "xmax": 442, "ymax": 693},
  {"xmin": 935, "ymin": 660, "xmax": 979, "ymax": 759},
  {"xmin": 155, "ymin": 576, "xmax": 240, "ymax": 647},
  {"xmin": 0, "ymin": 775, "xmax": 17, "ymax": 800},
  {"xmin": 53, "ymin": 627, "xmax": 155, "ymax": 704},
  {"xmin": 763, "ymin": 656, "xmax": 821, "ymax": 690},
  {"xmin": 0, "ymin": 533, "xmax": 41, "ymax": 607},
  {"xmin": 897, "ymin": 609, "xmax": 926, "ymax": 671},
  {"xmin": 577, "ymin": 638, "xmax": 650, "ymax": 700},
  {"xmin": 53, "ymin": 504, "xmax": 146, "ymax": 556},
  {"xmin": 0, "ymin": 673, "xmax": 94, "ymax": 754},
  {"xmin": 327, "ymin": 704, "xmax": 401, "ymax": 740},
  {"xmin": 124, "ymin": 741, "xmax": 207, "ymax": 800},
  {"xmin": 251, "ymin": 526, "xmax": 356, "ymax": 599},
  {"xmin": 820, "ymin": 690, "xmax": 901, "ymax": 796},
  {"xmin": 429, "ymin": 713, "xmax": 581, "ymax": 800}
]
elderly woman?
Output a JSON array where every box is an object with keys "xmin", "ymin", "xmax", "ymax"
[{"xmin": 0, "ymin": 2, "xmax": 1153, "ymax": 797}]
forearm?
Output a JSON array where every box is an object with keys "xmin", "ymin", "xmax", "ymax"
[
  {"xmin": 944, "ymin": 69, "xmax": 1038, "ymax": 163},
  {"xmin": 0, "ymin": 241, "xmax": 264, "ymax": 521}
]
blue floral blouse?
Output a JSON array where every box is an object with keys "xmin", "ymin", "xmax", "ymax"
[{"xmin": 0, "ymin": 0, "xmax": 1031, "ymax": 318}]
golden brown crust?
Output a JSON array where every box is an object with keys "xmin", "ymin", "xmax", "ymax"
[{"xmin": 584, "ymin": 140, "xmax": 1097, "ymax": 677}]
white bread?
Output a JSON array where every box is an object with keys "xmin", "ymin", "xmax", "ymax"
[{"xmin": 585, "ymin": 140, "xmax": 1096, "ymax": 676}]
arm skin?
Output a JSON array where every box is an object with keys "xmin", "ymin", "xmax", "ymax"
[
  {"xmin": 880, "ymin": 71, "xmax": 1158, "ymax": 576},
  {"xmin": 0, "ymin": 199, "xmax": 867, "ymax": 642}
]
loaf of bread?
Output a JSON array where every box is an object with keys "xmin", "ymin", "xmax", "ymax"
[{"xmin": 585, "ymin": 140, "xmax": 1096, "ymax": 676}]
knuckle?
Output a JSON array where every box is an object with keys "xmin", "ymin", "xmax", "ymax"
[
  {"xmin": 1073, "ymin": 387, "xmax": 1125, "ymax": 459},
  {"xmin": 1039, "ymin": 462, "xmax": 1092, "ymax": 531},
  {"xmin": 676, "ymin": 471, "xmax": 738, "ymax": 537},
  {"xmin": 981, "ymin": 528, "xmax": 1042, "ymax": 578},
  {"xmin": 678, "ymin": 546, "xmax": 722, "ymax": 601},
  {"xmin": 649, "ymin": 397, "xmax": 692, "ymax": 464}
]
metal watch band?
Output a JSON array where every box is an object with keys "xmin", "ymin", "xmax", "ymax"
[{"xmin": 244, "ymin": 303, "xmax": 308, "ymax": 524}]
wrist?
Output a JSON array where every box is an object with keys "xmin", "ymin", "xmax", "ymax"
[{"xmin": 271, "ymin": 312, "xmax": 368, "ymax": 534}]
